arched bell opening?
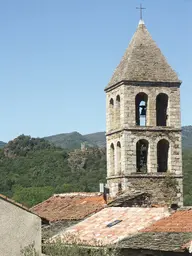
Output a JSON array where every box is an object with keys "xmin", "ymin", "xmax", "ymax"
[
  {"xmin": 157, "ymin": 139, "xmax": 169, "ymax": 172},
  {"xmin": 109, "ymin": 98, "xmax": 114, "ymax": 107},
  {"xmin": 135, "ymin": 93, "xmax": 148, "ymax": 126},
  {"xmin": 136, "ymin": 139, "xmax": 149, "ymax": 172},
  {"xmin": 116, "ymin": 95, "xmax": 120, "ymax": 107},
  {"xmin": 156, "ymin": 93, "xmax": 168, "ymax": 126},
  {"xmin": 116, "ymin": 141, "xmax": 121, "ymax": 175},
  {"xmin": 109, "ymin": 98, "xmax": 114, "ymax": 130},
  {"xmin": 116, "ymin": 95, "xmax": 121, "ymax": 128},
  {"xmin": 110, "ymin": 143, "xmax": 115, "ymax": 176}
]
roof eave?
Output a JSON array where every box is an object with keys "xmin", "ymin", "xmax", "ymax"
[{"xmin": 105, "ymin": 80, "xmax": 182, "ymax": 92}]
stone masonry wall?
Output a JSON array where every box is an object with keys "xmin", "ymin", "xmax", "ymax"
[
  {"xmin": 123, "ymin": 84, "xmax": 181, "ymax": 128},
  {"xmin": 107, "ymin": 175, "xmax": 183, "ymax": 206},
  {"xmin": 106, "ymin": 83, "xmax": 183, "ymax": 205},
  {"xmin": 106, "ymin": 84, "xmax": 181, "ymax": 131},
  {"xmin": 106, "ymin": 85, "xmax": 125, "ymax": 133},
  {"xmin": 107, "ymin": 130, "xmax": 182, "ymax": 176}
]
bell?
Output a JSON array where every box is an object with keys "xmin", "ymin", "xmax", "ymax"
[{"xmin": 140, "ymin": 106, "xmax": 146, "ymax": 116}]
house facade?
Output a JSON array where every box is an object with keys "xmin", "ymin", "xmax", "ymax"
[{"xmin": 0, "ymin": 194, "xmax": 41, "ymax": 256}]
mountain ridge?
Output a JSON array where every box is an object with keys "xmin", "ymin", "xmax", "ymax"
[
  {"xmin": 44, "ymin": 126, "xmax": 192, "ymax": 150},
  {"xmin": 1, "ymin": 126, "xmax": 192, "ymax": 150}
]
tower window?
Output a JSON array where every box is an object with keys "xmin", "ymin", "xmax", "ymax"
[
  {"xmin": 110, "ymin": 143, "xmax": 115, "ymax": 176},
  {"xmin": 157, "ymin": 139, "xmax": 169, "ymax": 172},
  {"xmin": 116, "ymin": 95, "xmax": 121, "ymax": 129},
  {"xmin": 109, "ymin": 98, "xmax": 114, "ymax": 107},
  {"xmin": 136, "ymin": 139, "xmax": 148, "ymax": 172},
  {"xmin": 109, "ymin": 98, "xmax": 114, "ymax": 130},
  {"xmin": 156, "ymin": 93, "xmax": 168, "ymax": 126},
  {"xmin": 117, "ymin": 141, "xmax": 121, "ymax": 175},
  {"xmin": 116, "ymin": 95, "xmax": 120, "ymax": 107},
  {"xmin": 135, "ymin": 93, "xmax": 148, "ymax": 126}
]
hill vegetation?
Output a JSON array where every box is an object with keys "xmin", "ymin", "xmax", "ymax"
[
  {"xmin": 0, "ymin": 130, "xmax": 192, "ymax": 208},
  {"xmin": 0, "ymin": 135, "xmax": 106, "ymax": 207}
]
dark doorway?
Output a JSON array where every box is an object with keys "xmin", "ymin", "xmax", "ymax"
[
  {"xmin": 136, "ymin": 139, "xmax": 149, "ymax": 172},
  {"xmin": 157, "ymin": 139, "xmax": 169, "ymax": 172},
  {"xmin": 156, "ymin": 93, "xmax": 168, "ymax": 126},
  {"xmin": 135, "ymin": 93, "xmax": 148, "ymax": 126}
]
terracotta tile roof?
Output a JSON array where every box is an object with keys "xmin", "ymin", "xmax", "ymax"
[
  {"xmin": 143, "ymin": 209, "xmax": 192, "ymax": 232},
  {"xmin": 31, "ymin": 192, "xmax": 106, "ymax": 222},
  {"xmin": 51, "ymin": 207, "xmax": 170, "ymax": 246}
]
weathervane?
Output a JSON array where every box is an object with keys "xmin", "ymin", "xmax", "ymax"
[{"xmin": 136, "ymin": 3, "xmax": 146, "ymax": 20}]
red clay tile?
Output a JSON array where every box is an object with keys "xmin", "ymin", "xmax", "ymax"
[
  {"xmin": 51, "ymin": 207, "xmax": 170, "ymax": 246},
  {"xmin": 31, "ymin": 192, "xmax": 106, "ymax": 222},
  {"xmin": 143, "ymin": 209, "xmax": 192, "ymax": 232}
]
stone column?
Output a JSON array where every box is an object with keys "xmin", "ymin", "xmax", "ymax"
[{"xmin": 149, "ymin": 139, "xmax": 157, "ymax": 173}]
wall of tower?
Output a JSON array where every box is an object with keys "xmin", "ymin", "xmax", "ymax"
[
  {"xmin": 106, "ymin": 83, "xmax": 183, "ymax": 206},
  {"xmin": 123, "ymin": 84, "xmax": 181, "ymax": 128},
  {"xmin": 106, "ymin": 129, "xmax": 183, "ymax": 206},
  {"xmin": 107, "ymin": 175, "xmax": 183, "ymax": 206},
  {"xmin": 106, "ymin": 85, "xmax": 125, "ymax": 133},
  {"xmin": 106, "ymin": 84, "xmax": 181, "ymax": 131},
  {"xmin": 122, "ymin": 130, "xmax": 182, "ymax": 175}
]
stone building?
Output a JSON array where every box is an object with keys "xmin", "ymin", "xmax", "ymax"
[
  {"xmin": 105, "ymin": 19, "xmax": 183, "ymax": 206},
  {"xmin": 0, "ymin": 193, "xmax": 42, "ymax": 256}
]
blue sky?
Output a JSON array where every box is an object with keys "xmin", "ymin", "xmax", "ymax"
[{"xmin": 0, "ymin": 0, "xmax": 191, "ymax": 142}]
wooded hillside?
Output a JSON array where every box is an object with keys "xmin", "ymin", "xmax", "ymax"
[{"xmin": 0, "ymin": 134, "xmax": 192, "ymax": 207}]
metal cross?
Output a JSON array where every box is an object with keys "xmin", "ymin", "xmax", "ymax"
[{"xmin": 136, "ymin": 3, "xmax": 146, "ymax": 20}]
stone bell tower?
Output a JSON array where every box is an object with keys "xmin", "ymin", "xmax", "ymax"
[{"xmin": 105, "ymin": 19, "xmax": 183, "ymax": 206}]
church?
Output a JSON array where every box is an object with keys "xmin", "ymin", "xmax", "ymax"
[
  {"xmin": 39, "ymin": 13, "xmax": 192, "ymax": 256},
  {"xmin": 105, "ymin": 17, "xmax": 183, "ymax": 207}
]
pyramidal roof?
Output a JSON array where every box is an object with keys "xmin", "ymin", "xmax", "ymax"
[{"xmin": 107, "ymin": 20, "xmax": 181, "ymax": 89}]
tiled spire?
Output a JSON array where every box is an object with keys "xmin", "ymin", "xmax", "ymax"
[{"xmin": 107, "ymin": 20, "xmax": 180, "ymax": 89}]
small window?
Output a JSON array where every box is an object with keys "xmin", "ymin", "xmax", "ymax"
[
  {"xmin": 109, "ymin": 98, "xmax": 114, "ymax": 106},
  {"xmin": 156, "ymin": 93, "xmax": 168, "ymax": 126},
  {"xmin": 135, "ymin": 93, "xmax": 148, "ymax": 126},
  {"xmin": 107, "ymin": 220, "xmax": 122, "ymax": 228},
  {"xmin": 116, "ymin": 95, "xmax": 120, "ymax": 107}
]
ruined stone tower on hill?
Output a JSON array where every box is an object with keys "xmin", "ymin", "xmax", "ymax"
[{"xmin": 105, "ymin": 19, "xmax": 183, "ymax": 206}]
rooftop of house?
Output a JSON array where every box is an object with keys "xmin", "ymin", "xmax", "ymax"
[
  {"xmin": 106, "ymin": 20, "xmax": 180, "ymax": 90},
  {"xmin": 143, "ymin": 208, "xmax": 192, "ymax": 232},
  {"xmin": 31, "ymin": 192, "xmax": 106, "ymax": 222},
  {"xmin": 119, "ymin": 209, "xmax": 192, "ymax": 253},
  {"xmin": 50, "ymin": 207, "xmax": 170, "ymax": 246},
  {"xmin": 119, "ymin": 232, "xmax": 192, "ymax": 252}
]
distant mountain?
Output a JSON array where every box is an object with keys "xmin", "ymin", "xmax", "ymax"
[
  {"xmin": 44, "ymin": 126, "xmax": 192, "ymax": 150},
  {"xmin": 0, "ymin": 141, "xmax": 6, "ymax": 148},
  {"xmin": 182, "ymin": 126, "xmax": 192, "ymax": 149},
  {"xmin": 44, "ymin": 131, "xmax": 104, "ymax": 150},
  {"xmin": 84, "ymin": 132, "xmax": 106, "ymax": 148}
]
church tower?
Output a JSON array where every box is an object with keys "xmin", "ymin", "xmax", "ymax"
[{"xmin": 105, "ymin": 19, "xmax": 183, "ymax": 206}]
